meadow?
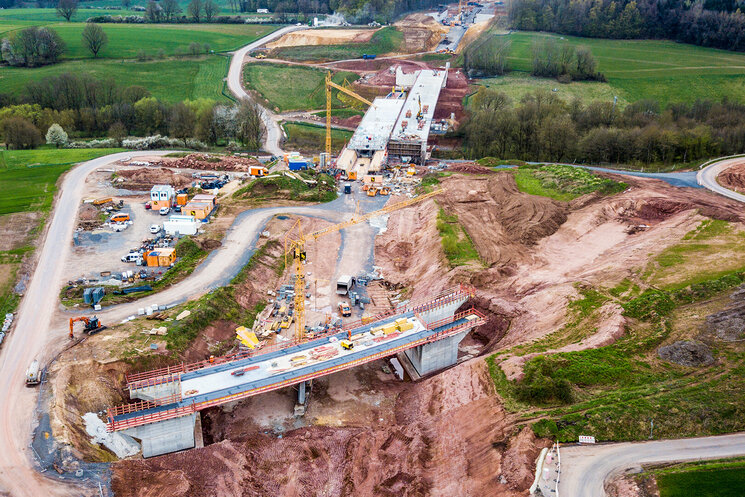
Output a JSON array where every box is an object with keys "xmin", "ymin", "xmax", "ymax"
[
  {"xmin": 476, "ymin": 31, "xmax": 745, "ymax": 105},
  {"xmin": 0, "ymin": 19, "xmax": 279, "ymax": 101},
  {"xmin": 243, "ymin": 63, "xmax": 360, "ymax": 111},
  {"xmin": 282, "ymin": 122, "xmax": 352, "ymax": 154},
  {"xmin": 650, "ymin": 459, "xmax": 745, "ymax": 497},
  {"xmin": 0, "ymin": 148, "xmax": 124, "ymax": 215}
]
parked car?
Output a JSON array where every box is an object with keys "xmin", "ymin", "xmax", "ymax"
[
  {"xmin": 121, "ymin": 252, "xmax": 142, "ymax": 263},
  {"xmin": 159, "ymin": 207, "xmax": 170, "ymax": 216},
  {"xmin": 149, "ymin": 224, "xmax": 161, "ymax": 234},
  {"xmin": 144, "ymin": 201, "xmax": 152, "ymax": 210},
  {"xmin": 110, "ymin": 213, "xmax": 130, "ymax": 223},
  {"xmin": 174, "ymin": 205, "xmax": 182, "ymax": 213}
]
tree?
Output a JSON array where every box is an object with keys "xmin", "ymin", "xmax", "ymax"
[
  {"xmin": 108, "ymin": 122, "xmax": 127, "ymax": 145},
  {"xmin": 169, "ymin": 102, "xmax": 196, "ymax": 146},
  {"xmin": 81, "ymin": 23, "xmax": 108, "ymax": 58},
  {"xmin": 203, "ymin": 0, "xmax": 218, "ymax": 21},
  {"xmin": 121, "ymin": 0, "xmax": 131, "ymax": 6},
  {"xmin": 45, "ymin": 123, "xmax": 68, "ymax": 148},
  {"xmin": 161, "ymin": 0, "xmax": 182, "ymax": 21},
  {"xmin": 1, "ymin": 27, "xmax": 65, "ymax": 67},
  {"xmin": 146, "ymin": 0, "xmax": 163, "ymax": 22},
  {"xmin": 56, "ymin": 0, "xmax": 78, "ymax": 21},
  {"xmin": 0, "ymin": 117, "xmax": 42, "ymax": 150},
  {"xmin": 234, "ymin": 99, "xmax": 263, "ymax": 149},
  {"xmin": 187, "ymin": 0, "xmax": 203, "ymax": 22}
]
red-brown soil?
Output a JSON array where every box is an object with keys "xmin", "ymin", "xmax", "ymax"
[
  {"xmin": 717, "ymin": 161, "xmax": 745, "ymax": 194},
  {"xmin": 115, "ymin": 167, "xmax": 194, "ymax": 190},
  {"xmin": 133, "ymin": 154, "xmax": 262, "ymax": 173},
  {"xmin": 112, "ymin": 360, "xmax": 549, "ymax": 497}
]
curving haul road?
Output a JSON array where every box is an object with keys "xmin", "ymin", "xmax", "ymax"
[{"xmin": 697, "ymin": 156, "xmax": 745, "ymax": 202}]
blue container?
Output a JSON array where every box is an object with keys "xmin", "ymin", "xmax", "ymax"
[{"xmin": 288, "ymin": 160, "xmax": 308, "ymax": 171}]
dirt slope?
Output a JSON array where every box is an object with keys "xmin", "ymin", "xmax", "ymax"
[
  {"xmin": 111, "ymin": 360, "xmax": 548, "ymax": 497},
  {"xmin": 395, "ymin": 13, "xmax": 449, "ymax": 52},
  {"xmin": 718, "ymin": 160, "xmax": 745, "ymax": 193},
  {"xmin": 266, "ymin": 29, "xmax": 377, "ymax": 48}
]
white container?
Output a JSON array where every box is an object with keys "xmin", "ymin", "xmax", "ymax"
[
  {"xmin": 145, "ymin": 307, "xmax": 153, "ymax": 316},
  {"xmin": 138, "ymin": 308, "xmax": 145, "ymax": 315}
]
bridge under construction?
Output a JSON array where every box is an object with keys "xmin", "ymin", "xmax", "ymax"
[{"xmin": 107, "ymin": 286, "xmax": 485, "ymax": 457}]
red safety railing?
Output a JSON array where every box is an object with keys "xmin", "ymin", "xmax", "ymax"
[
  {"xmin": 108, "ymin": 402, "xmax": 196, "ymax": 432},
  {"xmin": 125, "ymin": 286, "xmax": 477, "ymax": 390},
  {"xmin": 107, "ymin": 393, "xmax": 182, "ymax": 418},
  {"xmin": 108, "ymin": 309, "xmax": 487, "ymax": 432}
]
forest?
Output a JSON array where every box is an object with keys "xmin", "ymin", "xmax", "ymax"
[{"xmin": 509, "ymin": 0, "xmax": 745, "ymax": 52}]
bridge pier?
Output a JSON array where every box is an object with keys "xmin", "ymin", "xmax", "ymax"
[
  {"xmin": 129, "ymin": 380, "xmax": 180, "ymax": 402},
  {"xmin": 122, "ymin": 413, "xmax": 198, "ymax": 458},
  {"xmin": 403, "ymin": 328, "xmax": 469, "ymax": 376}
]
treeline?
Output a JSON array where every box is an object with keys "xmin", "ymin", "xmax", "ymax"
[
  {"xmin": 0, "ymin": 73, "xmax": 263, "ymax": 150},
  {"xmin": 461, "ymin": 88, "xmax": 745, "ymax": 165},
  {"xmin": 509, "ymin": 0, "xmax": 745, "ymax": 52},
  {"xmin": 463, "ymin": 35, "xmax": 602, "ymax": 82}
]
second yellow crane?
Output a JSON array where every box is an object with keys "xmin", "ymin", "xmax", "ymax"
[
  {"xmin": 325, "ymin": 71, "xmax": 374, "ymax": 158},
  {"xmin": 284, "ymin": 188, "xmax": 445, "ymax": 341}
]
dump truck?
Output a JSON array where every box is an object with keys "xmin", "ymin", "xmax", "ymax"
[
  {"xmin": 336, "ymin": 275, "xmax": 355, "ymax": 295},
  {"xmin": 344, "ymin": 183, "xmax": 352, "ymax": 194},
  {"xmin": 361, "ymin": 54, "xmax": 376, "ymax": 60},
  {"xmin": 25, "ymin": 360, "xmax": 41, "ymax": 386}
]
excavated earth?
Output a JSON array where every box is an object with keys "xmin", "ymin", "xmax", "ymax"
[
  {"xmin": 394, "ymin": 13, "xmax": 449, "ymax": 52},
  {"xmin": 718, "ymin": 161, "xmax": 745, "ymax": 193},
  {"xmin": 114, "ymin": 167, "xmax": 194, "ymax": 190},
  {"xmin": 126, "ymin": 154, "xmax": 262, "ymax": 173},
  {"xmin": 112, "ymin": 360, "xmax": 548, "ymax": 497}
]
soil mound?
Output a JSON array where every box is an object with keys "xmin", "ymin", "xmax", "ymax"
[
  {"xmin": 146, "ymin": 154, "xmax": 261, "ymax": 173},
  {"xmin": 266, "ymin": 29, "xmax": 376, "ymax": 49},
  {"xmin": 447, "ymin": 162, "xmax": 495, "ymax": 174},
  {"xmin": 718, "ymin": 161, "xmax": 745, "ymax": 193},
  {"xmin": 658, "ymin": 340, "xmax": 715, "ymax": 367},
  {"xmin": 395, "ymin": 13, "xmax": 449, "ymax": 52},
  {"xmin": 116, "ymin": 167, "xmax": 193, "ymax": 189},
  {"xmin": 438, "ymin": 173, "xmax": 568, "ymax": 267}
]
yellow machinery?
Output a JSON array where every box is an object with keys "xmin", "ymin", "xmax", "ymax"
[
  {"xmin": 284, "ymin": 188, "xmax": 445, "ymax": 341},
  {"xmin": 325, "ymin": 71, "xmax": 374, "ymax": 158}
]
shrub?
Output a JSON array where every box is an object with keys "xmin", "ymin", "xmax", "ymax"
[{"xmin": 623, "ymin": 288, "xmax": 675, "ymax": 321}]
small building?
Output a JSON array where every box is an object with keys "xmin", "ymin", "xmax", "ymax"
[
  {"xmin": 163, "ymin": 215, "xmax": 199, "ymax": 236},
  {"xmin": 288, "ymin": 159, "xmax": 309, "ymax": 171},
  {"xmin": 145, "ymin": 247, "xmax": 176, "ymax": 267},
  {"xmin": 182, "ymin": 201, "xmax": 212, "ymax": 221},
  {"xmin": 191, "ymin": 194, "xmax": 217, "ymax": 208},
  {"xmin": 176, "ymin": 193, "xmax": 188, "ymax": 206},
  {"xmin": 150, "ymin": 185, "xmax": 176, "ymax": 210}
]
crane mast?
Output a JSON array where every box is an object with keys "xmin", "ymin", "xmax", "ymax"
[{"xmin": 285, "ymin": 188, "xmax": 444, "ymax": 341}]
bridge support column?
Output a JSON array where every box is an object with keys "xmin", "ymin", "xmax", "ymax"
[
  {"xmin": 129, "ymin": 380, "xmax": 180, "ymax": 402},
  {"xmin": 122, "ymin": 413, "xmax": 198, "ymax": 458},
  {"xmin": 404, "ymin": 329, "xmax": 469, "ymax": 376}
]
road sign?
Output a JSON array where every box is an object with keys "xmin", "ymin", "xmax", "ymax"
[{"xmin": 578, "ymin": 435, "xmax": 596, "ymax": 444}]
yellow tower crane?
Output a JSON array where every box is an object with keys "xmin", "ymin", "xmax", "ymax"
[
  {"xmin": 325, "ymin": 71, "xmax": 374, "ymax": 158},
  {"xmin": 284, "ymin": 188, "xmax": 445, "ymax": 341}
]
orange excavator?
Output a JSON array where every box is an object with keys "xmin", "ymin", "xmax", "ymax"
[{"xmin": 69, "ymin": 316, "xmax": 106, "ymax": 339}]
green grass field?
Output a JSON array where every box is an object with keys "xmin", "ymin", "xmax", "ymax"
[
  {"xmin": 0, "ymin": 21, "xmax": 279, "ymax": 101},
  {"xmin": 0, "ymin": 148, "xmax": 123, "ymax": 215},
  {"xmin": 243, "ymin": 63, "xmax": 360, "ymax": 112},
  {"xmin": 653, "ymin": 459, "xmax": 745, "ymax": 497},
  {"xmin": 282, "ymin": 122, "xmax": 352, "ymax": 154},
  {"xmin": 511, "ymin": 164, "xmax": 628, "ymax": 201},
  {"xmin": 269, "ymin": 26, "xmax": 403, "ymax": 62},
  {"xmin": 475, "ymin": 31, "xmax": 745, "ymax": 104},
  {"xmin": 0, "ymin": 56, "xmax": 229, "ymax": 102}
]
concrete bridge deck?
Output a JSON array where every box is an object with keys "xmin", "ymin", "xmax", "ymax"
[{"xmin": 107, "ymin": 287, "xmax": 485, "ymax": 434}]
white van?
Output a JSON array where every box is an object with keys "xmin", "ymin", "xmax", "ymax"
[{"xmin": 121, "ymin": 252, "xmax": 142, "ymax": 263}]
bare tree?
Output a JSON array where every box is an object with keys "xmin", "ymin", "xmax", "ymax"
[
  {"xmin": 81, "ymin": 23, "xmax": 108, "ymax": 58},
  {"xmin": 145, "ymin": 0, "xmax": 163, "ymax": 22},
  {"xmin": 203, "ymin": 0, "xmax": 218, "ymax": 22},
  {"xmin": 187, "ymin": 0, "xmax": 203, "ymax": 22},
  {"xmin": 161, "ymin": 0, "xmax": 182, "ymax": 21},
  {"xmin": 56, "ymin": 0, "xmax": 78, "ymax": 21}
]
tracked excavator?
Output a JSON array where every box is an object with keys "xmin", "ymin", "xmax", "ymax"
[{"xmin": 69, "ymin": 316, "xmax": 106, "ymax": 339}]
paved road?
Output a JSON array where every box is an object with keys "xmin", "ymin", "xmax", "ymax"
[
  {"xmin": 559, "ymin": 433, "xmax": 745, "ymax": 496},
  {"xmin": 226, "ymin": 24, "xmax": 307, "ymax": 155},
  {"xmin": 697, "ymin": 156, "xmax": 745, "ymax": 202}
]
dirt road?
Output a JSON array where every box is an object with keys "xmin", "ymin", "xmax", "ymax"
[
  {"xmin": 559, "ymin": 433, "xmax": 745, "ymax": 496},
  {"xmin": 697, "ymin": 156, "xmax": 745, "ymax": 202},
  {"xmin": 0, "ymin": 151, "xmax": 171, "ymax": 497},
  {"xmin": 0, "ymin": 150, "xmax": 375, "ymax": 495},
  {"xmin": 226, "ymin": 25, "xmax": 307, "ymax": 155}
]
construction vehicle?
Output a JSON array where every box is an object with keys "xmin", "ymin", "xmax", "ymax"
[
  {"xmin": 367, "ymin": 186, "xmax": 379, "ymax": 197},
  {"xmin": 344, "ymin": 183, "xmax": 352, "ymax": 194},
  {"xmin": 340, "ymin": 339, "xmax": 354, "ymax": 350},
  {"xmin": 69, "ymin": 316, "xmax": 106, "ymax": 339},
  {"xmin": 380, "ymin": 186, "xmax": 391, "ymax": 195},
  {"xmin": 25, "ymin": 360, "xmax": 41, "ymax": 386},
  {"xmin": 361, "ymin": 54, "xmax": 376, "ymax": 60},
  {"xmin": 284, "ymin": 187, "xmax": 444, "ymax": 342},
  {"xmin": 325, "ymin": 71, "xmax": 374, "ymax": 158},
  {"xmin": 255, "ymin": 53, "xmax": 266, "ymax": 59},
  {"xmin": 338, "ymin": 301, "xmax": 352, "ymax": 317}
]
